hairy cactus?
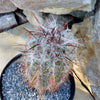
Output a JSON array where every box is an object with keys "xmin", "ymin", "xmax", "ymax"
[{"xmin": 18, "ymin": 15, "xmax": 79, "ymax": 96}]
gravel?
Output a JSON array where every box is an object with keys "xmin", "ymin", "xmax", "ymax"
[{"xmin": 1, "ymin": 59, "xmax": 71, "ymax": 100}]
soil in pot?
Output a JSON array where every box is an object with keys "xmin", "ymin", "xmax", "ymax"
[{"xmin": 0, "ymin": 54, "xmax": 75, "ymax": 100}]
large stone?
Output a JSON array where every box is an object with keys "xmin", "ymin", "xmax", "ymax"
[
  {"xmin": 0, "ymin": 22, "xmax": 33, "ymax": 75},
  {"xmin": 0, "ymin": 0, "xmax": 17, "ymax": 13},
  {"xmin": 89, "ymin": 0, "xmax": 100, "ymax": 99},
  {"xmin": 72, "ymin": 12, "xmax": 100, "ymax": 99},
  {"xmin": 0, "ymin": 13, "xmax": 17, "ymax": 32},
  {"xmin": 10, "ymin": 0, "xmax": 96, "ymax": 14},
  {"xmin": 24, "ymin": 10, "xmax": 44, "ymax": 27}
]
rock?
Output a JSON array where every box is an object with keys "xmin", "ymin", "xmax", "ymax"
[
  {"xmin": 72, "ymin": 17, "xmax": 94, "ymax": 84},
  {"xmin": 89, "ymin": 0, "xmax": 100, "ymax": 99},
  {"xmin": 0, "ymin": 13, "xmax": 17, "ymax": 32},
  {"xmin": 91, "ymin": 0, "xmax": 97, "ymax": 10},
  {"xmin": 10, "ymin": 0, "xmax": 96, "ymax": 14},
  {"xmin": 71, "ymin": 4, "xmax": 100, "ymax": 98},
  {"xmin": 23, "ymin": 9, "xmax": 95, "ymax": 31},
  {"xmin": 0, "ymin": 0, "xmax": 17, "ymax": 13},
  {"xmin": 0, "ymin": 22, "xmax": 32, "ymax": 75},
  {"xmin": 69, "ymin": 10, "xmax": 95, "ymax": 19},
  {"xmin": 91, "ymin": 86, "xmax": 100, "ymax": 99},
  {"xmin": 74, "ymin": 71, "xmax": 94, "ymax": 100},
  {"xmin": 15, "ymin": 9, "xmax": 28, "ymax": 25},
  {"xmin": 92, "ymin": 0, "xmax": 100, "ymax": 43},
  {"xmin": 24, "ymin": 10, "xmax": 44, "ymax": 27}
]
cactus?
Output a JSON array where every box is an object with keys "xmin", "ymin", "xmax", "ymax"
[{"xmin": 18, "ymin": 15, "xmax": 79, "ymax": 97}]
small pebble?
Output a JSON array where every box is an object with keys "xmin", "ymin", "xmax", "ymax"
[{"xmin": 1, "ymin": 61, "xmax": 71, "ymax": 100}]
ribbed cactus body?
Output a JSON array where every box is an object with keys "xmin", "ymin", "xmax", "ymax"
[{"xmin": 19, "ymin": 17, "xmax": 79, "ymax": 95}]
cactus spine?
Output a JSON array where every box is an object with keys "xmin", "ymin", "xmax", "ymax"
[{"xmin": 18, "ymin": 15, "xmax": 79, "ymax": 96}]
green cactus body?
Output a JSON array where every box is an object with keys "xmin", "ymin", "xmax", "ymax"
[{"xmin": 19, "ymin": 16, "xmax": 79, "ymax": 96}]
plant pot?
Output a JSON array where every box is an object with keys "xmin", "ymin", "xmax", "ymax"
[{"xmin": 0, "ymin": 54, "xmax": 75, "ymax": 100}]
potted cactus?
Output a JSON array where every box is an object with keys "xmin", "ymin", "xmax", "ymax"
[{"xmin": 0, "ymin": 15, "xmax": 79, "ymax": 100}]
